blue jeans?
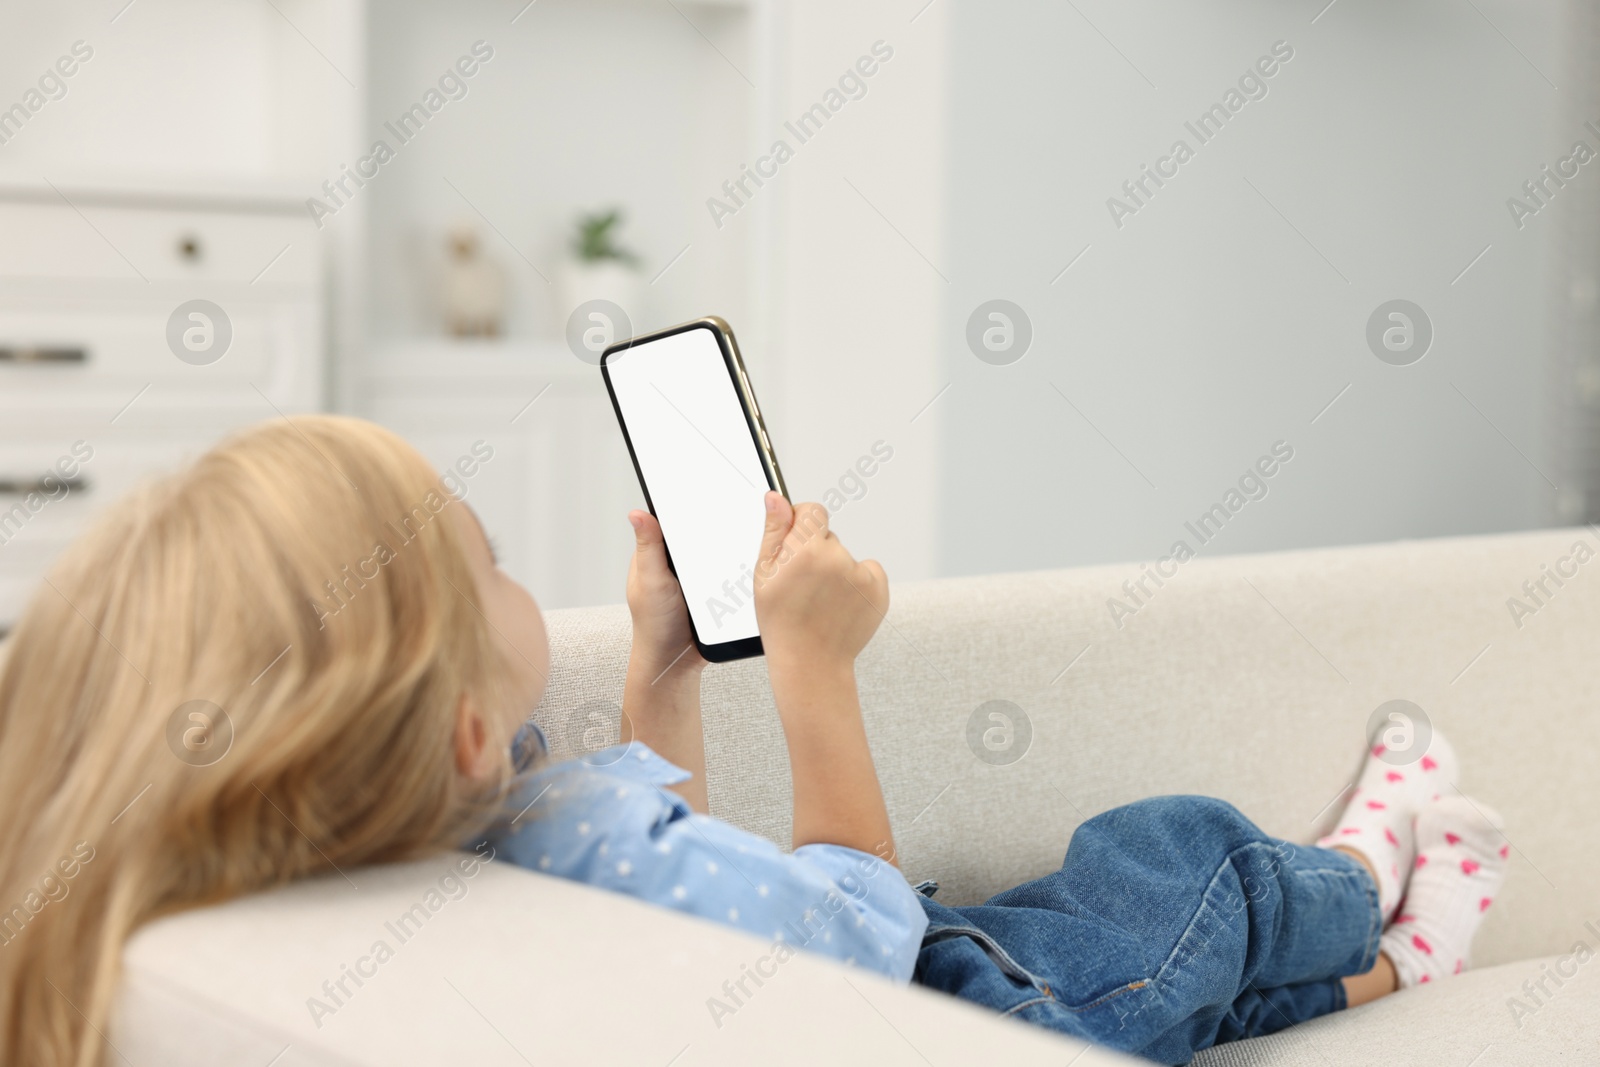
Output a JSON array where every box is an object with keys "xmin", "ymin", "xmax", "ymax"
[{"xmin": 912, "ymin": 796, "xmax": 1381, "ymax": 1065}]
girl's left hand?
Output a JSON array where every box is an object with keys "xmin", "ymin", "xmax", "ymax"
[{"xmin": 626, "ymin": 510, "xmax": 705, "ymax": 678}]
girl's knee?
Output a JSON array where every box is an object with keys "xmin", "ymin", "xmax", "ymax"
[{"xmin": 1084, "ymin": 795, "xmax": 1262, "ymax": 855}]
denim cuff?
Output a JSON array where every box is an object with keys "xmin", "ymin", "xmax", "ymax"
[{"xmin": 1324, "ymin": 845, "xmax": 1384, "ymax": 985}]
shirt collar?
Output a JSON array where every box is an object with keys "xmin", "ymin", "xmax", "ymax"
[{"xmin": 512, "ymin": 721, "xmax": 549, "ymax": 771}]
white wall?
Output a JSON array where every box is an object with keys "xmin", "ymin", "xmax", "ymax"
[
  {"xmin": 360, "ymin": 0, "xmax": 755, "ymax": 343},
  {"xmin": 757, "ymin": 0, "xmax": 947, "ymax": 583},
  {"xmin": 938, "ymin": 0, "xmax": 1565, "ymax": 581},
  {"xmin": 0, "ymin": 0, "xmax": 352, "ymax": 183}
]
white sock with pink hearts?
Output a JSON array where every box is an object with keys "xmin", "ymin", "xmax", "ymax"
[
  {"xmin": 1315, "ymin": 730, "xmax": 1458, "ymax": 920},
  {"xmin": 1379, "ymin": 795, "xmax": 1508, "ymax": 987}
]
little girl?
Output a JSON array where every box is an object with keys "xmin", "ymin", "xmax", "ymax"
[{"xmin": 0, "ymin": 418, "xmax": 1506, "ymax": 1066}]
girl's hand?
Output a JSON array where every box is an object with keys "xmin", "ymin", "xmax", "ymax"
[
  {"xmin": 626, "ymin": 510, "xmax": 705, "ymax": 678},
  {"xmin": 623, "ymin": 509, "xmax": 708, "ymax": 811},
  {"xmin": 751, "ymin": 491, "xmax": 897, "ymax": 863},
  {"xmin": 753, "ymin": 492, "xmax": 887, "ymax": 671}
]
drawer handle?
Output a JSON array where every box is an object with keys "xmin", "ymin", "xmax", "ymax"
[
  {"xmin": 0, "ymin": 346, "xmax": 88, "ymax": 364},
  {"xmin": 0, "ymin": 476, "xmax": 88, "ymax": 496}
]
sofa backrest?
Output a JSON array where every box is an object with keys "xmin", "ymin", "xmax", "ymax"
[{"xmin": 536, "ymin": 528, "xmax": 1600, "ymax": 969}]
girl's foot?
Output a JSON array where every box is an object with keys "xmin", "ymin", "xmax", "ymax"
[
  {"xmin": 1379, "ymin": 796, "xmax": 1508, "ymax": 987},
  {"xmin": 1316, "ymin": 730, "xmax": 1458, "ymax": 920}
]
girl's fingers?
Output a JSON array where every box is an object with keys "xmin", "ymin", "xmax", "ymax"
[
  {"xmin": 758, "ymin": 491, "xmax": 796, "ymax": 566},
  {"xmin": 629, "ymin": 509, "xmax": 664, "ymax": 547},
  {"xmin": 789, "ymin": 502, "xmax": 830, "ymax": 543},
  {"xmin": 855, "ymin": 558, "xmax": 889, "ymax": 612}
]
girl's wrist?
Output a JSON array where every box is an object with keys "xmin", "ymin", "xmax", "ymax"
[
  {"xmin": 620, "ymin": 640, "xmax": 710, "ymax": 814},
  {"xmin": 767, "ymin": 647, "xmax": 854, "ymax": 683},
  {"xmin": 628, "ymin": 640, "xmax": 704, "ymax": 684},
  {"xmin": 767, "ymin": 655, "xmax": 859, "ymax": 718}
]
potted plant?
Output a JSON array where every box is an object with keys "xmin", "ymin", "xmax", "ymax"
[{"xmin": 557, "ymin": 209, "xmax": 642, "ymax": 330}]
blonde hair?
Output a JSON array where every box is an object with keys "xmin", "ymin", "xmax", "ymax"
[{"xmin": 0, "ymin": 416, "xmax": 522, "ymax": 1065}]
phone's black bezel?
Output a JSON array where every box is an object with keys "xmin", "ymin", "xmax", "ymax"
[{"xmin": 599, "ymin": 318, "xmax": 783, "ymax": 663}]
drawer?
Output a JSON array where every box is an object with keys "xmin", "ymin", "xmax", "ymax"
[
  {"xmin": 0, "ymin": 537, "xmax": 67, "ymax": 633},
  {"xmin": 0, "ymin": 297, "xmax": 310, "ymax": 404},
  {"xmin": 0, "ymin": 200, "xmax": 317, "ymax": 286},
  {"xmin": 0, "ymin": 433, "xmax": 211, "ymax": 546},
  {"xmin": 0, "ymin": 431, "xmax": 224, "ymax": 630}
]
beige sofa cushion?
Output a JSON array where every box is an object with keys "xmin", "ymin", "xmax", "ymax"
[
  {"xmin": 115, "ymin": 856, "xmax": 1124, "ymax": 1065},
  {"xmin": 1192, "ymin": 953, "xmax": 1600, "ymax": 1066}
]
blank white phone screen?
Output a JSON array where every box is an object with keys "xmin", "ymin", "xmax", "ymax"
[{"xmin": 607, "ymin": 326, "xmax": 769, "ymax": 644}]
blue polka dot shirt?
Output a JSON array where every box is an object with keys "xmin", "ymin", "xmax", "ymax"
[{"xmin": 478, "ymin": 729, "xmax": 928, "ymax": 980}]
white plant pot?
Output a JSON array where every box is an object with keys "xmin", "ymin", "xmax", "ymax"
[{"xmin": 557, "ymin": 260, "xmax": 644, "ymax": 340}]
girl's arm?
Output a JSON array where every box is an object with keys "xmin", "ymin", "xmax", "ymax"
[
  {"xmin": 619, "ymin": 511, "xmax": 709, "ymax": 813},
  {"xmin": 754, "ymin": 494, "xmax": 898, "ymax": 866},
  {"xmin": 767, "ymin": 657, "xmax": 896, "ymax": 864}
]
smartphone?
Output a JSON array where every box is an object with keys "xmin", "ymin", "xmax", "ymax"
[{"xmin": 600, "ymin": 317, "xmax": 787, "ymax": 662}]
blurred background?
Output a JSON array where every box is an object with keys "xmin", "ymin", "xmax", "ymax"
[{"xmin": 0, "ymin": 0, "xmax": 1594, "ymax": 625}]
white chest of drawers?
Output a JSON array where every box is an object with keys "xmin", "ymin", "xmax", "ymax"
[{"xmin": 0, "ymin": 182, "xmax": 324, "ymax": 632}]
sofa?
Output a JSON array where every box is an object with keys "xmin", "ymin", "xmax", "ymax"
[{"xmin": 114, "ymin": 528, "xmax": 1600, "ymax": 1064}]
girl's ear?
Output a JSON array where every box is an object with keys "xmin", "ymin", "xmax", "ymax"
[{"xmin": 454, "ymin": 692, "xmax": 492, "ymax": 780}]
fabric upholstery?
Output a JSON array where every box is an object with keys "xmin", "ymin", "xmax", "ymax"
[
  {"xmin": 114, "ymin": 528, "xmax": 1600, "ymax": 1063},
  {"xmin": 539, "ymin": 529, "xmax": 1599, "ymax": 972},
  {"xmin": 1190, "ymin": 954, "xmax": 1600, "ymax": 1066},
  {"xmin": 114, "ymin": 856, "xmax": 1120, "ymax": 1065}
]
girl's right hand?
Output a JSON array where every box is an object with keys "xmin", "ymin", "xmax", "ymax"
[
  {"xmin": 753, "ymin": 492, "xmax": 898, "ymax": 864},
  {"xmin": 752, "ymin": 492, "xmax": 888, "ymax": 670}
]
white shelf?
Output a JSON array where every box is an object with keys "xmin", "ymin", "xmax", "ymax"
[{"xmin": 364, "ymin": 337, "xmax": 605, "ymax": 393}]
